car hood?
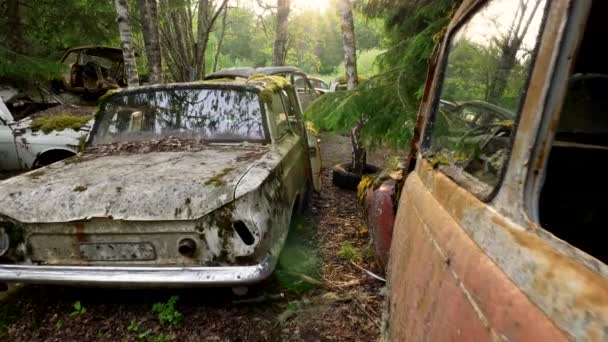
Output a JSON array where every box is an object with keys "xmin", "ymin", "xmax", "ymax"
[{"xmin": 0, "ymin": 146, "xmax": 269, "ymax": 223}]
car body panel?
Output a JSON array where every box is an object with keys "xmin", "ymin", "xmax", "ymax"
[
  {"xmin": 386, "ymin": 0, "xmax": 608, "ymax": 341},
  {"xmin": 0, "ymin": 147, "xmax": 267, "ymax": 223},
  {"xmin": 0, "ymin": 98, "xmax": 91, "ymax": 171}
]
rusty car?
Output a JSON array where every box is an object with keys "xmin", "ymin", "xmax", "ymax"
[
  {"xmin": 52, "ymin": 45, "xmax": 126, "ymax": 98},
  {"xmin": 374, "ymin": 0, "xmax": 608, "ymax": 340},
  {"xmin": 0, "ymin": 96, "xmax": 93, "ymax": 171},
  {"xmin": 0, "ymin": 76, "xmax": 321, "ymax": 288}
]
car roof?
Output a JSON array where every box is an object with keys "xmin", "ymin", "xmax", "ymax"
[
  {"xmin": 205, "ymin": 66, "xmax": 301, "ymax": 80},
  {"xmin": 100, "ymin": 77, "xmax": 293, "ymax": 101}
]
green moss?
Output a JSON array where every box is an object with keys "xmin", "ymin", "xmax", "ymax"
[
  {"xmin": 73, "ymin": 185, "xmax": 88, "ymax": 192},
  {"xmin": 63, "ymin": 155, "xmax": 83, "ymax": 165},
  {"xmin": 430, "ymin": 155, "xmax": 450, "ymax": 168},
  {"xmin": 204, "ymin": 167, "xmax": 235, "ymax": 187},
  {"xmin": 31, "ymin": 114, "xmax": 92, "ymax": 134},
  {"xmin": 247, "ymin": 74, "xmax": 293, "ymax": 105},
  {"xmin": 97, "ymin": 88, "xmax": 120, "ymax": 105},
  {"xmin": 337, "ymin": 241, "xmax": 362, "ymax": 263},
  {"xmin": 335, "ymin": 75, "xmax": 369, "ymax": 84}
]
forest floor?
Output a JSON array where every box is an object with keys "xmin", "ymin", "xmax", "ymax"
[{"xmin": 0, "ymin": 133, "xmax": 399, "ymax": 342}]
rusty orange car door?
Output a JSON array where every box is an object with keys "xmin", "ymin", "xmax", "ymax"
[{"xmin": 386, "ymin": 0, "xmax": 608, "ymax": 341}]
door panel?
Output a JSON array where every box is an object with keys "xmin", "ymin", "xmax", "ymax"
[
  {"xmin": 387, "ymin": 160, "xmax": 568, "ymax": 341},
  {"xmin": 0, "ymin": 125, "xmax": 20, "ymax": 171},
  {"xmin": 305, "ymin": 128, "xmax": 321, "ymax": 192},
  {"xmin": 292, "ymin": 73, "xmax": 317, "ymax": 112}
]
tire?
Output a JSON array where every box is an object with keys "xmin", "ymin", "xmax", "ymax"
[{"xmin": 332, "ymin": 162, "xmax": 381, "ymax": 191}]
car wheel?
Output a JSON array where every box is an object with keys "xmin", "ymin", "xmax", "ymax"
[{"xmin": 332, "ymin": 162, "xmax": 381, "ymax": 191}]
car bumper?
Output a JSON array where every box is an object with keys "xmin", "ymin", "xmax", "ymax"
[{"xmin": 0, "ymin": 257, "xmax": 275, "ymax": 287}]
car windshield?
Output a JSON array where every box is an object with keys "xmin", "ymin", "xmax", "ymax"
[{"xmin": 92, "ymin": 87, "xmax": 265, "ymax": 145}]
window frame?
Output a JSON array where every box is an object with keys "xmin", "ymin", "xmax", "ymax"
[
  {"xmin": 421, "ymin": 0, "xmax": 551, "ymax": 202},
  {"xmin": 268, "ymin": 91, "xmax": 293, "ymax": 140}
]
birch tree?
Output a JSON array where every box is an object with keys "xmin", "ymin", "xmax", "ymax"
[
  {"xmin": 213, "ymin": 6, "xmax": 229, "ymax": 72},
  {"xmin": 338, "ymin": 0, "xmax": 365, "ymax": 173},
  {"xmin": 159, "ymin": 0, "xmax": 227, "ymax": 81},
  {"xmin": 139, "ymin": 0, "xmax": 162, "ymax": 83},
  {"xmin": 115, "ymin": 0, "xmax": 139, "ymax": 87},
  {"xmin": 272, "ymin": 0, "xmax": 290, "ymax": 66}
]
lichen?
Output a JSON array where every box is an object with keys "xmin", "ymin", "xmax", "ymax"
[
  {"xmin": 31, "ymin": 114, "xmax": 92, "ymax": 134},
  {"xmin": 28, "ymin": 169, "xmax": 45, "ymax": 179},
  {"xmin": 73, "ymin": 185, "xmax": 88, "ymax": 192},
  {"xmin": 204, "ymin": 167, "xmax": 235, "ymax": 187}
]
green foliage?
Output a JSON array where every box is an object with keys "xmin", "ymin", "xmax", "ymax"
[
  {"xmin": 152, "ymin": 296, "xmax": 183, "ymax": 326},
  {"xmin": 0, "ymin": 0, "xmax": 117, "ymax": 83},
  {"xmin": 30, "ymin": 114, "xmax": 92, "ymax": 134},
  {"xmin": 337, "ymin": 241, "xmax": 362, "ymax": 263},
  {"xmin": 275, "ymin": 215, "xmax": 321, "ymax": 294},
  {"xmin": 127, "ymin": 319, "xmax": 141, "ymax": 333},
  {"xmin": 69, "ymin": 301, "xmax": 86, "ymax": 317},
  {"xmin": 308, "ymin": 0, "xmax": 461, "ymax": 148}
]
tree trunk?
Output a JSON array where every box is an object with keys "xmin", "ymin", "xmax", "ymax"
[
  {"xmin": 139, "ymin": 0, "xmax": 162, "ymax": 84},
  {"xmin": 196, "ymin": 0, "xmax": 211, "ymax": 79},
  {"xmin": 115, "ymin": 0, "xmax": 140, "ymax": 87},
  {"xmin": 338, "ymin": 0, "xmax": 358, "ymax": 90},
  {"xmin": 486, "ymin": 0, "xmax": 541, "ymax": 105},
  {"xmin": 338, "ymin": 0, "xmax": 365, "ymax": 174},
  {"xmin": 213, "ymin": 6, "xmax": 228, "ymax": 72},
  {"xmin": 6, "ymin": 0, "xmax": 24, "ymax": 61},
  {"xmin": 272, "ymin": 0, "xmax": 290, "ymax": 66}
]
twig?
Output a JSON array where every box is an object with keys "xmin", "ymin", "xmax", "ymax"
[
  {"xmin": 232, "ymin": 293, "xmax": 285, "ymax": 305},
  {"xmin": 350, "ymin": 261, "xmax": 386, "ymax": 282},
  {"xmin": 288, "ymin": 272, "xmax": 325, "ymax": 287}
]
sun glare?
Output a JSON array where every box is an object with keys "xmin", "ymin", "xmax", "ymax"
[{"xmin": 292, "ymin": 0, "xmax": 330, "ymax": 12}]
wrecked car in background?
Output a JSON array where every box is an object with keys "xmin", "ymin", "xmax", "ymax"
[
  {"xmin": 378, "ymin": 0, "xmax": 608, "ymax": 340},
  {"xmin": 52, "ymin": 46, "xmax": 126, "ymax": 99},
  {"xmin": 0, "ymin": 76, "xmax": 321, "ymax": 287},
  {"xmin": 0, "ymin": 96, "xmax": 93, "ymax": 171}
]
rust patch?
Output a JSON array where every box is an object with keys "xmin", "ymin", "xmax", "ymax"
[{"xmin": 508, "ymin": 226, "xmax": 608, "ymax": 334}]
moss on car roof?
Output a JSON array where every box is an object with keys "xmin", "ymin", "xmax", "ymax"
[
  {"xmin": 246, "ymin": 74, "xmax": 292, "ymax": 105},
  {"xmin": 31, "ymin": 114, "xmax": 92, "ymax": 134},
  {"xmin": 97, "ymin": 74, "xmax": 293, "ymax": 107}
]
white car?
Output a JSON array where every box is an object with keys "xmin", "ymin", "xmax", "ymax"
[{"xmin": 0, "ymin": 98, "xmax": 92, "ymax": 171}]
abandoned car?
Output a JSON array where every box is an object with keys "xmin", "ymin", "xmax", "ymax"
[
  {"xmin": 377, "ymin": 0, "xmax": 608, "ymax": 340},
  {"xmin": 308, "ymin": 77, "xmax": 329, "ymax": 93},
  {"xmin": 205, "ymin": 67, "xmax": 321, "ymax": 112},
  {"xmin": 53, "ymin": 46, "xmax": 126, "ymax": 98},
  {"xmin": 0, "ymin": 97, "xmax": 93, "ymax": 171},
  {"xmin": 0, "ymin": 76, "xmax": 321, "ymax": 287}
]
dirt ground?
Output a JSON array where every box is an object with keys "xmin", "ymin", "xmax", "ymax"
[{"xmin": 0, "ymin": 133, "xmax": 400, "ymax": 342}]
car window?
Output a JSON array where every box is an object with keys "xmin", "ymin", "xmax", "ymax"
[
  {"xmin": 92, "ymin": 88, "xmax": 266, "ymax": 144},
  {"xmin": 293, "ymin": 74, "xmax": 312, "ymax": 93},
  {"xmin": 425, "ymin": 0, "xmax": 547, "ymax": 194},
  {"xmin": 269, "ymin": 92, "xmax": 291, "ymax": 138}
]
